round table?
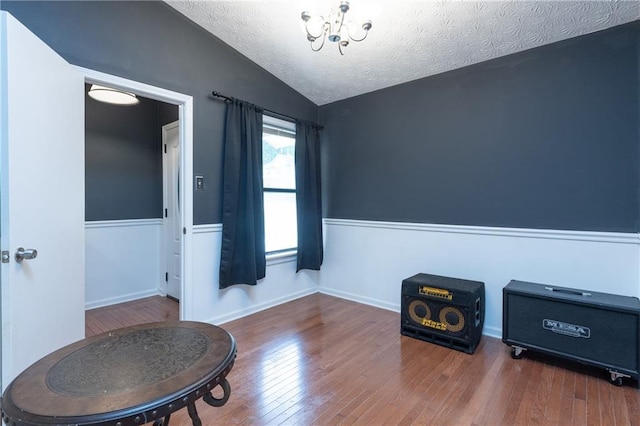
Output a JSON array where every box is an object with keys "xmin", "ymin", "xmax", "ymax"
[{"xmin": 1, "ymin": 321, "xmax": 236, "ymax": 426}]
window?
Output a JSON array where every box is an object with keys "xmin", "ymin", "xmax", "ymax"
[{"xmin": 263, "ymin": 115, "xmax": 297, "ymax": 254}]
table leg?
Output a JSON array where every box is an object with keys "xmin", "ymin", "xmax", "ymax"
[
  {"xmin": 203, "ymin": 378, "xmax": 231, "ymax": 407},
  {"xmin": 152, "ymin": 413, "xmax": 170, "ymax": 426},
  {"xmin": 187, "ymin": 402, "xmax": 202, "ymax": 426}
]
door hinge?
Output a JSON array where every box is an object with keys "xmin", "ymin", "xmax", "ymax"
[
  {"xmin": 164, "ymin": 144, "xmax": 167, "ymax": 154},
  {"xmin": 165, "ymin": 272, "xmax": 168, "ymax": 282},
  {"xmin": 183, "ymin": 227, "xmax": 186, "ymax": 235},
  {"xmin": 165, "ymin": 208, "xmax": 168, "ymax": 218},
  {"xmin": 1, "ymin": 251, "xmax": 9, "ymax": 263}
]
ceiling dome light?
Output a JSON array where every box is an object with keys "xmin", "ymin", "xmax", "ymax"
[{"xmin": 88, "ymin": 84, "xmax": 139, "ymax": 105}]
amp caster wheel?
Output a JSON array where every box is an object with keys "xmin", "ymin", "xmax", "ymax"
[
  {"xmin": 609, "ymin": 376, "xmax": 623, "ymax": 386},
  {"xmin": 608, "ymin": 370, "xmax": 628, "ymax": 387},
  {"xmin": 510, "ymin": 346, "xmax": 525, "ymax": 359}
]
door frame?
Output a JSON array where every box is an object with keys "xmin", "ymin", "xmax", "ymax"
[{"xmin": 77, "ymin": 67, "xmax": 193, "ymax": 320}]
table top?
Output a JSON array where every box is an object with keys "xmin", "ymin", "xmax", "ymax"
[{"xmin": 1, "ymin": 321, "xmax": 236, "ymax": 425}]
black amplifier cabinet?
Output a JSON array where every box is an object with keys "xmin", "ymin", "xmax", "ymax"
[
  {"xmin": 401, "ymin": 273, "xmax": 485, "ymax": 354},
  {"xmin": 503, "ymin": 280, "xmax": 640, "ymax": 386}
]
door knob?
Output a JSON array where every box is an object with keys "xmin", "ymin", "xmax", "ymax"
[{"xmin": 15, "ymin": 247, "xmax": 37, "ymax": 263}]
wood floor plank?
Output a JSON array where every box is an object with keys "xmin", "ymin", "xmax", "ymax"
[
  {"xmin": 413, "ymin": 355, "xmax": 469, "ymax": 424},
  {"xmin": 624, "ymin": 383, "xmax": 640, "ymax": 425},
  {"xmin": 457, "ymin": 350, "xmax": 507, "ymax": 425},
  {"xmin": 598, "ymin": 376, "xmax": 621, "ymax": 426},
  {"xmin": 477, "ymin": 348, "xmax": 523, "ymax": 425},
  {"xmin": 85, "ymin": 295, "xmax": 178, "ymax": 337},
  {"xmin": 85, "ymin": 293, "xmax": 640, "ymax": 425},
  {"xmin": 572, "ymin": 372, "xmax": 589, "ymax": 425},
  {"xmin": 427, "ymin": 340, "xmax": 502, "ymax": 424},
  {"xmin": 542, "ymin": 361, "xmax": 566, "ymax": 423},
  {"xmin": 529, "ymin": 362, "xmax": 556, "ymax": 424},
  {"xmin": 586, "ymin": 374, "xmax": 602, "ymax": 425}
]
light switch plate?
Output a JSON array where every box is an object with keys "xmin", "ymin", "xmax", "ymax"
[{"xmin": 195, "ymin": 175, "xmax": 204, "ymax": 190}]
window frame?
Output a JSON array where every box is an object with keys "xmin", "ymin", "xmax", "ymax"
[{"xmin": 262, "ymin": 114, "xmax": 297, "ymax": 256}]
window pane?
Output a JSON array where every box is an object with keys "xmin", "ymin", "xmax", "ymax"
[
  {"xmin": 264, "ymin": 192, "xmax": 297, "ymax": 252},
  {"xmin": 263, "ymin": 131, "xmax": 295, "ymax": 189}
]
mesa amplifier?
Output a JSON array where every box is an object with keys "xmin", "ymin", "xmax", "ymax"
[
  {"xmin": 401, "ymin": 273, "xmax": 485, "ymax": 354},
  {"xmin": 503, "ymin": 280, "xmax": 640, "ymax": 386}
]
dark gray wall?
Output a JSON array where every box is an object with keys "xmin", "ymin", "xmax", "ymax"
[
  {"xmin": 85, "ymin": 85, "xmax": 178, "ymax": 221},
  {"xmin": 3, "ymin": 0, "xmax": 318, "ymax": 224},
  {"xmin": 320, "ymin": 22, "xmax": 640, "ymax": 233}
]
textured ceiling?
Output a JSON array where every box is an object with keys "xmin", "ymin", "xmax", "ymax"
[{"xmin": 165, "ymin": 0, "xmax": 639, "ymax": 106}]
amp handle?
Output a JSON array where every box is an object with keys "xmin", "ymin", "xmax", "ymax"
[{"xmin": 544, "ymin": 286, "xmax": 591, "ymax": 297}]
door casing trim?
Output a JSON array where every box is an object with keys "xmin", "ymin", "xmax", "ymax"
[{"xmin": 76, "ymin": 66, "xmax": 194, "ymax": 321}]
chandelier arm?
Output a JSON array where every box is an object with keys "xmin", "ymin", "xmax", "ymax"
[
  {"xmin": 348, "ymin": 19, "xmax": 372, "ymax": 43},
  {"xmin": 310, "ymin": 32, "xmax": 327, "ymax": 52},
  {"xmin": 338, "ymin": 42, "xmax": 345, "ymax": 56},
  {"xmin": 337, "ymin": 9, "xmax": 346, "ymax": 35},
  {"xmin": 348, "ymin": 30, "xmax": 369, "ymax": 43}
]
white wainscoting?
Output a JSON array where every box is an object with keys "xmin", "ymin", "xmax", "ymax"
[
  {"xmin": 86, "ymin": 218, "xmax": 639, "ymax": 338},
  {"xmin": 85, "ymin": 219, "xmax": 163, "ymax": 309},
  {"xmin": 319, "ymin": 219, "xmax": 640, "ymax": 339},
  {"xmin": 191, "ymin": 224, "xmax": 318, "ymax": 325}
]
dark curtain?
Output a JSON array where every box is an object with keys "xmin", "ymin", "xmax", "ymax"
[
  {"xmin": 219, "ymin": 100, "xmax": 265, "ymax": 288},
  {"xmin": 295, "ymin": 121, "xmax": 323, "ymax": 271}
]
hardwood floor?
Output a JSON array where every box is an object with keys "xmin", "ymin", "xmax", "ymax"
[
  {"xmin": 85, "ymin": 295, "xmax": 178, "ymax": 336},
  {"xmin": 86, "ymin": 294, "xmax": 640, "ymax": 425}
]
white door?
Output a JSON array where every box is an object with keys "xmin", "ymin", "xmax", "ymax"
[
  {"xmin": 163, "ymin": 121, "xmax": 181, "ymax": 300},
  {"xmin": 0, "ymin": 12, "xmax": 85, "ymax": 390}
]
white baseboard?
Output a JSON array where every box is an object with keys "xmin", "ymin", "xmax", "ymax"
[
  {"xmin": 482, "ymin": 326, "xmax": 501, "ymax": 340},
  {"xmin": 85, "ymin": 289, "xmax": 162, "ymax": 310},
  {"xmin": 319, "ymin": 287, "xmax": 400, "ymax": 313},
  {"xmin": 205, "ymin": 288, "xmax": 317, "ymax": 325}
]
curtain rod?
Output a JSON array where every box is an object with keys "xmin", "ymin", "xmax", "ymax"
[{"xmin": 210, "ymin": 91, "xmax": 323, "ymax": 130}]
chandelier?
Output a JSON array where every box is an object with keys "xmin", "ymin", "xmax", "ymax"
[{"xmin": 301, "ymin": 1, "xmax": 372, "ymax": 55}]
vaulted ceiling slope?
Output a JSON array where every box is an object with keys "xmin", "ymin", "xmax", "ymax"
[{"xmin": 165, "ymin": 1, "xmax": 639, "ymax": 106}]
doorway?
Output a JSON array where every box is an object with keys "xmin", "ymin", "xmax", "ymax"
[
  {"xmin": 80, "ymin": 66, "xmax": 194, "ymax": 323},
  {"xmin": 84, "ymin": 88, "xmax": 180, "ymax": 315}
]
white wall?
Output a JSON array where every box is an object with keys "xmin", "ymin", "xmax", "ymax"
[
  {"xmin": 85, "ymin": 219, "xmax": 162, "ymax": 309},
  {"xmin": 188, "ymin": 224, "xmax": 318, "ymax": 325},
  {"xmin": 319, "ymin": 219, "xmax": 640, "ymax": 338}
]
